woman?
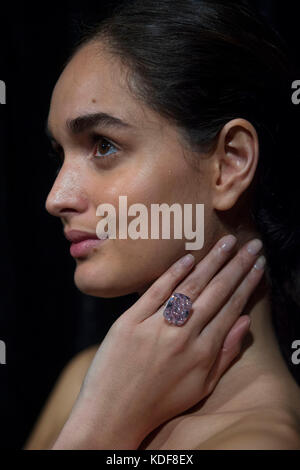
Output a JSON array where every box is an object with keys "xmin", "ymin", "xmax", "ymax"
[{"xmin": 24, "ymin": 0, "xmax": 300, "ymax": 449}]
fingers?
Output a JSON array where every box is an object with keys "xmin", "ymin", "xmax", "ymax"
[
  {"xmin": 129, "ymin": 234, "xmax": 237, "ymax": 322},
  {"xmin": 129, "ymin": 252, "xmax": 196, "ymax": 322},
  {"xmin": 167, "ymin": 234, "xmax": 238, "ymax": 302},
  {"xmin": 221, "ymin": 315, "xmax": 251, "ymax": 353},
  {"xmin": 195, "ymin": 253, "xmax": 265, "ymax": 352},
  {"xmin": 202, "ymin": 315, "xmax": 251, "ymax": 397},
  {"xmin": 189, "ymin": 238, "xmax": 264, "ymax": 333}
]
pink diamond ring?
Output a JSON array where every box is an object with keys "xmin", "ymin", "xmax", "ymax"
[{"xmin": 163, "ymin": 293, "xmax": 193, "ymax": 326}]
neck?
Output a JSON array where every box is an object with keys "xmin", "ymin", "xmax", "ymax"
[{"xmin": 187, "ymin": 275, "xmax": 298, "ymax": 416}]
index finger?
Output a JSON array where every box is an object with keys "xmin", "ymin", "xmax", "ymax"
[{"xmin": 129, "ymin": 235, "xmax": 237, "ymax": 322}]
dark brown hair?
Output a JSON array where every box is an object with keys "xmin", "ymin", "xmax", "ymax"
[{"xmin": 66, "ymin": 0, "xmax": 300, "ymax": 382}]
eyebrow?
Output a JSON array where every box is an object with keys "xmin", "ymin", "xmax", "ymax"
[{"xmin": 45, "ymin": 112, "xmax": 133, "ymax": 142}]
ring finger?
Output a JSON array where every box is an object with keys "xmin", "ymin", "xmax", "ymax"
[
  {"xmin": 187, "ymin": 238, "xmax": 264, "ymax": 335},
  {"xmin": 196, "ymin": 253, "xmax": 266, "ymax": 353}
]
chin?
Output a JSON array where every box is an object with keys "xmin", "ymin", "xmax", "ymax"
[{"xmin": 73, "ymin": 256, "xmax": 148, "ymax": 298}]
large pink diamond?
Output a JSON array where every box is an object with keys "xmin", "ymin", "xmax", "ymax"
[{"xmin": 163, "ymin": 293, "xmax": 192, "ymax": 326}]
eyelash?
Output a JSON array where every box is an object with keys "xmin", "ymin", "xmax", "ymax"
[
  {"xmin": 48, "ymin": 134, "xmax": 119, "ymax": 173},
  {"xmin": 91, "ymin": 133, "xmax": 119, "ymax": 160}
]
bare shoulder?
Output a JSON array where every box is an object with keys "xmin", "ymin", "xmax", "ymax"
[
  {"xmin": 64, "ymin": 344, "xmax": 100, "ymax": 377},
  {"xmin": 23, "ymin": 343, "xmax": 100, "ymax": 450},
  {"xmin": 195, "ymin": 408, "xmax": 300, "ymax": 450}
]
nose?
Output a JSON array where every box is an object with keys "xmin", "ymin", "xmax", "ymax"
[{"xmin": 45, "ymin": 166, "xmax": 88, "ymax": 218}]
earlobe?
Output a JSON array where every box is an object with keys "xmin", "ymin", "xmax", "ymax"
[{"xmin": 212, "ymin": 119, "xmax": 259, "ymax": 211}]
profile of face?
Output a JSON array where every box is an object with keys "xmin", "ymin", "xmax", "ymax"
[{"xmin": 46, "ymin": 41, "xmax": 259, "ymax": 298}]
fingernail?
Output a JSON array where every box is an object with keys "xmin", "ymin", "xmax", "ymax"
[
  {"xmin": 220, "ymin": 235, "xmax": 237, "ymax": 252},
  {"xmin": 247, "ymin": 239, "xmax": 263, "ymax": 256},
  {"xmin": 179, "ymin": 253, "xmax": 195, "ymax": 266},
  {"xmin": 253, "ymin": 255, "xmax": 266, "ymax": 270}
]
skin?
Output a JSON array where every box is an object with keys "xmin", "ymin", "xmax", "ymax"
[
  {"xmin": 46, "ymin": 40, "xmax": 226, "ymax": 297},
  {"xmin": 43, "ymin": 41, "xmax": 300, "ymax": 449}
]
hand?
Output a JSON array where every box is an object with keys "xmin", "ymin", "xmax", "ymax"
[{"xmin": 52, "ymin": 235, "xmax": 265, "ymax": 449}]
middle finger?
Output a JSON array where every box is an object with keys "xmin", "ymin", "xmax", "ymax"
[{"xmin": 187, "ymin": 238, "xmax": 263, "ymax": 333}]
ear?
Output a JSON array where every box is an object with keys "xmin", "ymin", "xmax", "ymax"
[{"xmin": 211, "ymin": 119, "xmax": 259, "ymax": 211}]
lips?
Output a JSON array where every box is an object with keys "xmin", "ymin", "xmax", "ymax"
[{"xmin": 64, "ymin": 230, "xmax": 108, "ymax": 258}]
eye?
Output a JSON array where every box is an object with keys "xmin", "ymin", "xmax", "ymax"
[{"xmin": 93, "ymin": 136, "xmax": 118, "ymax": 159}]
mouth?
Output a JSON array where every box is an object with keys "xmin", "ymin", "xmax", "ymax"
[{"xmin": 64, "ymin": 229, "xmax": 109, "ymax": 258}]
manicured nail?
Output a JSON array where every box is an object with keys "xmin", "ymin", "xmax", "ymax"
[
  {"xmin": 179, "ymin": 253, "xmax": 195, "ymax": 266},
  {"xmin": 253, "ymin": 255, "xmax": 266, "ymax": 270},
  {"xmin": 247, "ymin": 239, "xmax": 263, "ymax": 256},
  {"xmin": 220, "ymin": 235, "xmax": 237, "ymax": 252}
]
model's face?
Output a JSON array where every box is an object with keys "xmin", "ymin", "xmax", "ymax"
[{"xmin": 46, "ymin": 42, "xmax": 215, "ymax": 297}]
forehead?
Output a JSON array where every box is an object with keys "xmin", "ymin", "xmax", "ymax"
[{"xmin": 48, "ymin": 42, "xmax": 157, "ymax": 133}]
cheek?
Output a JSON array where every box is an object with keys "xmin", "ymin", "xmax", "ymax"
[
  {"xmin": 89, "ymin": 156, "xmax": 204, "ymax": 261},
  {"xmin": 76, "ymin": 153, "xmax": 209, "ymax": 296},
  {"xmin": 103, "ymin": 161, "xmax": 197, "ymax": 207}
]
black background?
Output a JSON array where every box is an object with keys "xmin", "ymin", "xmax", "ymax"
[{"xmin": 0, "ymin": 0, "xmax": 300, "ymax": 450}]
